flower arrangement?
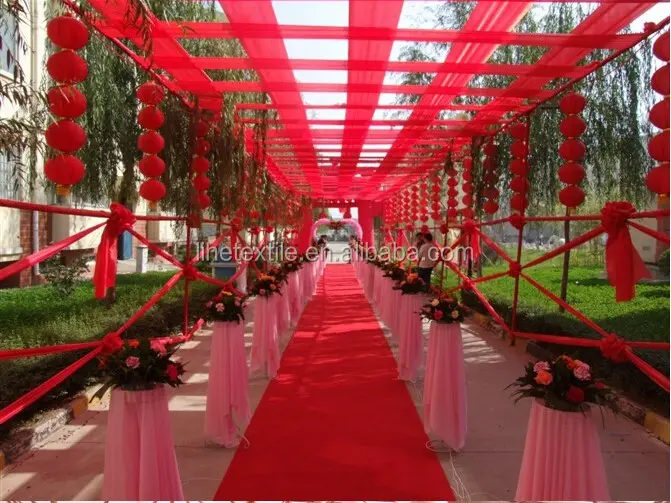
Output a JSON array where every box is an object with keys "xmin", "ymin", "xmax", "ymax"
[
  {"xmin": 93, "ymin": 335, "xmax": 185, "ymax": 399},
  {"xmin": 282, "ymin": 258, "xmax": 302, "ymax": 273},
  {"xmin": 508, "ymin": 355, "xmax": 617, "ymax": 413},
  {"xmin": 249, "ymin": 273, "xmax": 283, "ymax": 298},
  {"xmin": 383, "ymin": 262, "xmax": 407, "ymax": 282},
  {"xmin": 204, "ymin": 290, "xmax": 247, "ymax": 324},
  {"xmin": 395, "ymin": 272, "xmax": 425, "ymax": 294},
  {"xmin": 420, "ymin": 296, "xmax": 464, "ymax": 323},
  {"xmin": 328, "ymin": 220, "xmax": 345, "ymax": 230},
  {"xmin": 268, "ymin": 265, "xmax": 289, "ymax": 284}
]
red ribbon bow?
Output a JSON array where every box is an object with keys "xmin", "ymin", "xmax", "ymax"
[
  {"xmin": 461, "ymin": 219, "xmax": 481, "ymax": 260},
  {"xmin": 92, "ymin": 204, "xmax": 136, "ymax": 299},
  {"xmin": 101, "ymin": 332, "xmax": 124, "ymax": 355},
  {"xmin": 508, "ymin": 261, "xmax": 521, "ymax": 277},
  {"xmin": 601, "ymin": 201, "xmax": 650, "ymax": 302},
  {"xmin": 183, "ymin": 263, "xmax": 200, "ymax": 281},
  {"xmin": 600, "ymin": 333, "xmax": 630, "ymax": 363}
]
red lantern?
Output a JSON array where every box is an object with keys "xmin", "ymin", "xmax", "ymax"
[
  {"xmin": 648, "ymin": 131, "xmax": 670, "ymax": 162},
  {"xmin": 483, "ymin": 200, "xmax": 499, "ymax": 214},
  {"xmin": 560, "ymin": 115, "xmax": 586, "ymax": 137},
  {"xmin": 559, "ymin": 185, "xmax": 585, "ymax": 208},
  {"xmin": 195, "ymin": 120, "xmax": 210, "ymax": 137},
  {"xmin": 447, "ymin": 208, "xmax": 458, "ymax": 219},
  {"xmin": 560, "ymin": 93, "xmax": 586, "ymax": 115},
  {"xmin": 510, "ymin": 176, "xmax": 529, "ymax": 193},
  {"xmin": 139, "ymin": 155, "xmax": 166, "ymax": 177},
  {"xmin": 139, "ymin": 178, "xmax": 167, "ymax": 203},
  {"xmin": 462, "ymin": 170, "xmax": 472, "ymax": 182},
  {"xmin": 195, "ymin": 138, "xmax": 211, "ymax": 156},
  {"xmin": 191, "ymin": 157, "xmax": 210, "ymax": 173},
  {"xmin": 650, "ymin": 98, "xmax": 670, "ymax": 130},
  {"xmin": 137, "ymin": 82, "xmax": 165, "ymax": 105},
  {"xmin": 47, "ymin": 50, "xmax": 88, "ymax": 84},
  {"xmin": 483, "ymin": 143, "xmax": 496, "ymax": 156},
  {"xmin": 510, "ymin": 194, "xmax": 529, "ymax": 212},
  {"xmin": 461, "ymin": 208, "xmax": 475, "ymax": 219},
  {"xmin": 653, "ymin": 30, "xmax": 670, "ymax": 62},
  {"xmin": 447, "ymin": 187, "xmax": 458, "ymax": 197},
  {"xmin": 558, "ymin": 162, "xmax": 586, "ymax": 185},
  {"xmin": 44, "ymin": 154, "xmax": 85, "ymax": 190},
  {"xmin": 198, "ymin": 192, "xmax": 211, "ymax": 208},
  {"xmin": 509, "ymin": 123, "xmax": 528, "ymax": 139},
  {"xmin": 47, "ymin": 15, "xmax": 89, "ymax": 50},
  {"xmin": 645, "ymin": 164, "xmax": 670, "ymax": 197},
  {"xmin": 138, "ymin": 131, "xmax": 165, "ymax": 154},
  {"xmin": 651, "ymin": 64, "xmax": 670, "ymax": 96},
  {"xmin": 45, "ymin": 120, "xmax": 86, "ymax": 153},
  {"xmin": 461, "ymin": 195, "xmax": 473, "ymax": 206},
  {"xmin": 510, "ymin": 159, "xmax": 529, "ymax": 176},
  {"xmin": 138, "ymin": 106, "xmax": 165, "ymax": 130},
  {"xmin": 559, "ymin": 138, "xmax": 586, "ymax": 161},
  {"xmin": 193, "ymin": 174, "xmax": 211, "ymax": 191},
  {"xmin": 48, "ymin": 86, "xmax": 86, "ymax": 118},
  {"xmin": 510, "ymin": 140, "xmax": 528, "ymax": 158},
  {"xmin": 484, "ymin": 187, "xmax": 500, "ymax": 199},
  {"xmin": 462, "ymin": 183, "xmax": 472, "ymax": 194}
]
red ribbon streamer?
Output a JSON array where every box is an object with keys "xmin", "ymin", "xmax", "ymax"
[
  {"xmin": 92, "ymin": 204, "xmax": 136, "ymax": 299},
  {"xmin": 601, "ymin": 202, "xmax": 651, "ymax": 302}
]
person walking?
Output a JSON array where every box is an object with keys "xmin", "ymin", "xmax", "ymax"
[{"xmin": 418, "ymin": 232, "xmax": 437, "ymax": 291}]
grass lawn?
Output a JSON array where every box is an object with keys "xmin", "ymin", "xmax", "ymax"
[{"xmin": 0, "ymin": 272, "xmax": 219, "ymax": 438}]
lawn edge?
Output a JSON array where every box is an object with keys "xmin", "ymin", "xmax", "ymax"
[{"xmin": 470, "ymin": 312, "xmax": 670, "ymax": 445}]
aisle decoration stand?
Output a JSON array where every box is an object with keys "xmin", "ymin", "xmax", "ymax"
[
  {"xmin": 203, "ymin": 291, "xmax": 251, "ymax": 447},
  {"xmin": 284, "ymin": 258, "xmax": 304, "ymax": 323},
  {"xmin": 421, "ymin": 297, "xmax": 467, "ymax": 451},
  {"xmin": 382, "ymin": 262, "xmax": 406, "ymax": 340},
  {"xmin": 394, "ymin": 273, "xmax": 426, "ymax": 382},
  {"xmin": 96, "ymin": 334, "xmax": 186, "ymax": 500},
  {"xmin": 249, "ymin": 274, "xmax": 283, "ymax": 377},
  {"xmin": 269, "ymin": 265, "xmax": 291, "ymax": 334},
  {"xmin": 510, "ymin": 356, "xmax": 617, "ymax": 501}
]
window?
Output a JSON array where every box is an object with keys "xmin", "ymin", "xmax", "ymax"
[
  {"xmin": 0, "ymin": 9, "xmax": 20, "ymax": 76},
  {"xmin": 0, "ymin": 149, "xmax": 20, "ymax": 199}
]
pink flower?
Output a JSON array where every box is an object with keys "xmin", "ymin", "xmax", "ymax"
[
  {"xmin": 533, "ymin": 361, "xmax": 550, "ymax": 373},
  {"xmin": 234, "ymin": 299, "xmax": 240, "ymax": 307},
  {"xmin": 434, "ymin": 309, "xmax": 444, "ymax": 321},
  {"xmin": 242, "ymin": 303, "xmax": 249, "ymax": 308},
  {"xmin": 166, "ymin": 363, "xmax": 180, "ymax": 382},
  {"xmin": 422, "ymin": 307, "xmax": 431, "ymax": 313},
  {"xmin": 150, "ymin": 340, "xmax": 167, "ymax": 356},
  {"xmin": 215, "ymin": 302, "xmax": 225, "ymax": 312},
  {"xmin": 125, "ymin": 356, "xmax": 140, "ymax": 369},
  {"xmin": 259, "ymin": 288, "xmax": 267, "ymax": 295},
  {"xmin": 573, "ymin": 365, "xmax": 591, "ymax": 381},
  {"xmin": 205, "ymin": 301, "xmax": 213, "ymax": 308},
  {"xmin": 270, "ymin": 283, "xmax": 277, "ymax": 290}
]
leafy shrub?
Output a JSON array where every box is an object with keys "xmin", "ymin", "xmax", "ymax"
[
  {"xmin": 657, "ymin": 249, "xmax": 669, "ymax": 276},
  {"xmin": 41, "ymin": 253, "xmax": 90, "ymax": 296}
]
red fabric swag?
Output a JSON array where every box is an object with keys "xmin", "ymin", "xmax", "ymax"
[
  {"xmin": 461, "ymin": 219, "xmax": 481, "ymax": 260},
  {"xmin": 92, "ymin": 203, "xmax": 136, "ymax": 299},
  {"xmin": 601, "ymin": 202, "xmax": 651, "ymax": 302}
]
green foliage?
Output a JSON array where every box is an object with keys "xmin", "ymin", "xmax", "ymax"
[
  {"xmin": 657, "ymin": 249, "xmax": 670, "ymax": 275},
  {"xmin": 40, "ymin": 253, "xmax": 90, "ymax": 296},
  {"xmin": 0, "ymin": 272, "xmax": 219, "ymax": 438}
]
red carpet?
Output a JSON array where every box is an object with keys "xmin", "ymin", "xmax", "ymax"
[{"xmin": 215, "ymin": 264, "xmax": 455, "ymax": 500}]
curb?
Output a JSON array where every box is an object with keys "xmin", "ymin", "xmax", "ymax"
[
  {"xmin": 469, "ymin": 312, "xmax": 670, "ymax": 445},
  {"xmin": 0, "ymin": 394, "xmax": 89, "ymax": 469}
]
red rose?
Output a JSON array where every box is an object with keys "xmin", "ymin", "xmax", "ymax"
[
  {"xmin": 166, "ymin": 363, "xmax": 180, "ymax": 382},
  {"xmin": 434, "ymin": 309, "xmax": 444, "ymax": 321},
  {"xmin": 565, "ymin": 385, "xmax": 585, "ymax": 403}
]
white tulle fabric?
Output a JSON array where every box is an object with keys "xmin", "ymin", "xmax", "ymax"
[
  {"xmin": 103, "ymin": 386, "xmax": 184, "ymax": 500},
  {"xmin": 423, "ymin": 322, "xmax": 467, "ymax": 451},
  {"xmin": 396, "ymin": 294, "xmax": 425, "ymax": 382},
  {"xmin": 205, "ymin": 321, "xmax": 251, "ymax": 447},
  {"xmin": 250, "ymin": 296, "xmax": 280, "ymax": 377}
]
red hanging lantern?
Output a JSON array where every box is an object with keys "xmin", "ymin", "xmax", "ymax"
[
  {"xmin": 510, "ymin": 140, "xmax": 528, "ymax": 158},
  {"xmin": 510, "ymin": 159, "xmax": 529, "ymax": 176},
  {"xmin": 558, "ymin": 91, "xmax": 587, "ymax": 211},
  {"xmin": 45, "ymin": 120, "xmax": 86, "ymax": 153},
  {"xmin": 139, "ymin": 179, "xmax": 167, "ymax": 207},
  {"xmin": 559, "ymin": 115, "xmax": 586, "ymax": 137},
  {"xmin": 646, "ymin": 163, "xmax": 670, "ymax": 197},
  {"xmin": 139, "ymin": 155, "xmax": 166, "ymax": 178},
  {"xmin": 483, "ymin": 200, "xmax": 499, "ymax": 214},
  {"xmin": 138, "ymin": 106, "xmax": 165, "ymax": 130},
  {"xmin": 559, "ymin": 138, "xmax": 586, "ymax": 161},
  {"xmin": 646, "ymin": 38, "xmax": 670, "ymax": 202},
  {"xmin": 648, "ymin": 131, "xmax": 670, "ymax": 163},
  {"xmin": 44, "ymin": 154, "xmax": 85, "ymax": 195},
  {"xmin": 510, "ymin": 176, "xmax": 529, "ymax": 193},
  {"xmin": 47, "ymin": 50, "xmax": 88, "ymax": 84},
  {"xmin": 559, "ymin": 185, "xmax": 585, "ymax": 208},
  {"xmin": 195, "ymin": 120, "xmax": 210, "ymax": 137},
  {"xmin": 650, "ymin": 98, "xmax": 670, "ymax": 130},
  {"xmin": 192, "ymin": 157, "xmax": 210, "ymax": 173},
  {"xmin": 560, "ymin": 92, "xmax": 586, "ymax": 115},
  {"xmin": 653, "ymin": 30, "xmax": 669, "ymax": 61},
  {"xmin": 138, "ymin": 131, "xmax": 165, "ymax": 154},
  {"xmin": 47, "ymin": 15, "xmax": 89, "ymax": 50},
  {"xmin": 193, "ymin": 174, "xmax": 211, "ymax": 191},
  {"xmin": 510, "ymin": 123, "xmax": 528, "ymax": 139},
  {"xmin": 48, "ymin": 86, "xmax": 86, "ymax": 118},
  {"xmin": 510, "ymin": 193, "xmax": 529, "ymax": 212},
  {"xmin": 195, "ymin": 138, "xmax": 211, "ymax": 156},
  {"xmin": 558, "ymin": 162, "xmax": 586, "ymax": 185},
  {"xmin": 137, "ymin": 81, "xmax": 165, "ymax": 105},
  {"xmin": 198, "ymin": 192, "xmax": 211, "ymax": 209}
]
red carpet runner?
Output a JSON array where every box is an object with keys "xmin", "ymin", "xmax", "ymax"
[{"xmin": 215, "ymin": 264, "xmax": 455, "ymax": 500}]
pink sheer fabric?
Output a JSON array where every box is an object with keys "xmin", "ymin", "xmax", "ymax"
[
  {"xmin": 397, "ymin": 294, "xmax": 425, "ymax": 382},
  {"xmin": 373, "ymin": 267, "xmax": 383, "ymax": 306},
  {"xmin": 379, "ymin": 276, "xmax": 393, "ymax": 326},
  {"xmin": 277, "ymin": 288, "xmax": 291, "ymax": 334},
  {"xmin": 103, "ymin": 386, "xmax": 184, "ymax": 499},
  {"xmin": 388, "ymin": 287, "xmax": 401, "ymax": 343},
  {"xmin": 515, "ymin": 399, "xmax": 610, "ymax": 501},
  {"xmin": 205, "ymin": 321, "xmax": 251, "ymax": 447},
  {"xmin": 250, "ymin": 296, "xmax": 280, "ymax": 377},
  {"xmin": 288, "ymin": 272, "xmax": 302, "ymax": 322},
  {"xmin": 424, "ymin": 322, "xmax": 467, "ymax": 451},
  {"xmin": 364, "ymin": 263, "xmax": 375, "ymax": 300}
]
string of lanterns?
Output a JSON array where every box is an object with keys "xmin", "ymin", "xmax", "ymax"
[
  {"xmin": 646, "ymin": 30, "xmax": 670, "ymax": 203},
  {"xmin": 44, "ymin": 14, "xmax": 89, "ymax": 197},
  {"xmin": 136, "ymin": 81, "xmax": 167, "ymax": 211},
  {"xmin": 558, "ymin": 92, "xmax": 587, "ymax": 210},
  {"xmin": 482, "ymin": 141, "xmax": 499, "ymax": 214},
  {"xmin": 460, "ymin": 149, "xmax": 475, "ymax": 220},
  {"xmin": 430, "ymin": 173, "xmax": 442, "ymax": 222},
  {"xmin": 192, "ymin": 119, "xmax": 212, "ymax": 210},
  {"xmin": 509, "ymin": 122, "xmax": 530, "ymax": 214}
]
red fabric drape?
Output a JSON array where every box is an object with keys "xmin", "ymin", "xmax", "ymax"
[
  {"xmin": 601, "ymin": 202, "xmax": 651, "ymax": 302},
  {"xmin": 92, "ymin": 203, "xmax": 136, "ymax": 299}
]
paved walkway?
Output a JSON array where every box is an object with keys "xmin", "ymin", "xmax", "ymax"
[{"xmin": 0, "ymin": 265, "xmax": 668, "ymax": 500}]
